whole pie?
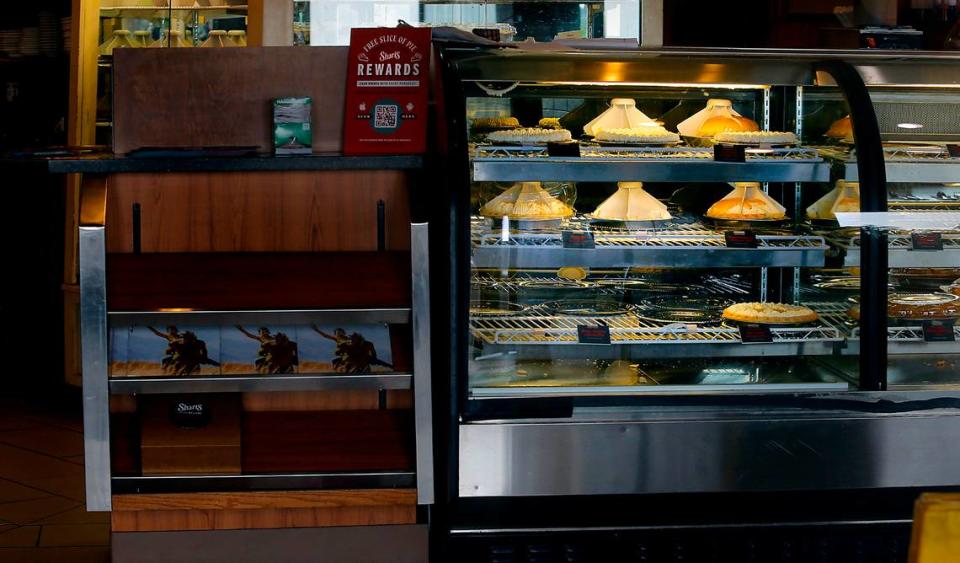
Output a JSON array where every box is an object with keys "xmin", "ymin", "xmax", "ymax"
[
  {"xmin": 487, "ymin": 127, "xmax": 573, "ymax": 144},
  {"xmin": 472, "ymin": 116, "xmax": 519, "ymax": 130},
  {"xmin": 722, "ymin": 302, "xmax": 819, "ymax": 324},
  {"xmin": 595, "ymin": 126, "xmax": 680, "ymax": 144},
  {"xmin": 888, "ymin": 293, "xmax": 960, "ymax": 320},
  {"xmin": 714, "ymin": 131, "xmax": 798, "ymax": 145},
  {"xmin": 538, "ymin": 117, "xmax": 562, "ymax": 129}
]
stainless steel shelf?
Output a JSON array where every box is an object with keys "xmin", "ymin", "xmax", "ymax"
[
  {"xmin": 111, "ymin": 471, "xmax": 416, "ymax": 495},
  {"xmin": 472, "ymin": 218, "xmax": 827, "ymax": 269},
  {"xmin": 107, "ymin": 308, "xmax": 411, "ymax": 326},
  {"xmin": 850, "ymin": 325, "xmax": 960, "ymax": 356},
  {"xmin": 817, "ymin": 297, "xmax": 960, "ymax": 356},
  {"xmin": 837, "ymin": 232, "xmax": 960, "ymax": 267},
  {"xmin": 825, "ymin": 145, "xmax": 960, "ymax": 183},
  {"xmin": 471, "ymin": 146, "xmax": 829, "ymax": 183},
  {"xmin": 109, "ymin": 373, "xmax": 411, "ymax": 394},
  {"xmin": 471, "ymin": 381, "xmax": 848, "ymax": 399},
  {"xmin": 470, "ymin": 306, "xmax": 843, "ymax": 360}
]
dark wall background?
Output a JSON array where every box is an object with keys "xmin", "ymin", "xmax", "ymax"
[{"xmin": 665, "ymin": 0, "xmax": 957, "ymax": 50}]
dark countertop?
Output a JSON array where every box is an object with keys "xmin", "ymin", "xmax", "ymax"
[{"xmin": 0, "ymin": 152, "xmax": 424, "ymax": 174}]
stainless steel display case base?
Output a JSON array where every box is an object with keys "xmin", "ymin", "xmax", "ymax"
[
  {"xmin": 112, "ymin": 525, "xmax": 428, "ymax": 563},
  {"xmin": 459, "ymin": 409, "xmax": 960, "ymax": 497}
]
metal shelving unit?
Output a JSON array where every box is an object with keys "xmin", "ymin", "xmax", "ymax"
[
  {"xmin": 850, "ymin": 324, "xmax": 960, "ymax": 356},
  {"xmin": 109, "ymin": 373, "xmax": 412, "ymax": 394},
  {"xmin": 470, "ymin": 307, "xmax": 843, "ymax": 360},
  {"xmin": 831, "ymin": 145, "xmax": 960, "ymax": 183},
  {"xmin": 835, "ymin": 230, "xmax": 960, "ymax": 267},
  {"xmin": 472, "ymin": 146, "xmax": 830, "ymax": 183},
  {"xmin": 472, "ymin": 217, "xmax": 827, "ymax": 269}
]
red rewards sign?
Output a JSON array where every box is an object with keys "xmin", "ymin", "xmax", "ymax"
[{"xmin": 343, "ymin": 27, "xmax": 431, "ymax": 155}]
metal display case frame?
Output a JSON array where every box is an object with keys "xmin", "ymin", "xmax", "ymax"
[{"xmin": 429, "ymin": 47, "xmax": 960, "ymax": 558}]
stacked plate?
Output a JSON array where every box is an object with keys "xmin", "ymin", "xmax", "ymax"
[
  {"xmin": 0, "ymin": 29, "xmax": 21, "ymax": 56},
  {"xmin": 38, "ymin": 12, "xmax": 59, "ymax": 56},
  {"xmin": 61, "ymin": 17, "xmax": 71, "ymax": 53},
  {"xmin": 20, "ymin": 26, "xmax": 40, "ymax": 57}
]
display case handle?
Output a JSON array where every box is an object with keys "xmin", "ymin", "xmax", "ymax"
[
  {"xmin": 411, "ymin": 222, "xmax": 435, "ymax": 505},
  {"xmin": 814, "ymin": 59, "xmax": 888, "ymax": 391}
]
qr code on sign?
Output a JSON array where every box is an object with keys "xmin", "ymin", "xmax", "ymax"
[{"xmin": 374, "ymin": 104, "xmax": 399, "ymax": 129}]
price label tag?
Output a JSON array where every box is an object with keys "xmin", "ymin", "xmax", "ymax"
[
  {"xmin": 725, "ymin": 230, "xmax": 758, "ymax": 249},
  {"xmin": 577, "ymin": 324, "xmax": 611, "ymax": 345},
  {"xmin": 547, "ymin": 141, "xmax": 581, "ymax": 158},
  {"xmin": 922, "ymin": 319, "xmax": 956, "ymax": 342},
  {"xmin": 714, "ymin": 143, "xmax": 746, "ymax": 162},
  {"xmin": 911, "ymin": 232, "xmax": 943, "ymax": 250},
  {"xmin": 562, "ymin": 230, "xmax": 595, "ymax": 249},
  {"xmin": 738, "ymin": 323, "xmax": 773, "ymax": 343}
]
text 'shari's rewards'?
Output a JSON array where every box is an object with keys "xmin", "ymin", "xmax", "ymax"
[{"xmin": 343, "ymin": 27, "xmax": 431, "ymax": 155}]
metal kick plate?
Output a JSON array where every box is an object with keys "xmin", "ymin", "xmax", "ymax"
[{"xmin": 459, "ymin": 413, "xmax": 960, "ymax": 497}]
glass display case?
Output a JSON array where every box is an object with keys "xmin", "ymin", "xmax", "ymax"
[
  {"xmin": 95, "ymin": 0, "xmax": 249, "ymax": 140},
  {"xmin": 811, "ymin": 86, "xmax": 960, "ymax": 390},
  {"xmin": 293, "ymin": 0, "xmax": 640, "ymax": 46},
  {"xmin": 459, "ymin": 70, "xmax": 852, "ymax": 401},
  {"xmin": 431, "ymin": 47, "xmax": 960, "ymax": 508}
]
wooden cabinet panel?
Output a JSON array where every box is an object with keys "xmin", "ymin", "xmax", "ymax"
[
  {"xmin": 111, "ymin": 505, "xmax": 417, "ymax": 532},
  {"xmin": 112, "ymin": 48, "xmax": 349, "ymax": 154},
  {"xmin": 242, "ymin": 411, "xmax": 414, "ymax": 474},
  {"xmin": 105, "ymin": 170, "xmax": 411, "ymax": 253},
  {"xmin": 105, "ymin": 252, "xmax": 411, "ymax": 311}
]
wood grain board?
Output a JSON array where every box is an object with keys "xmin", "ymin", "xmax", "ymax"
[
  {"xmin": 103, "ymin": 170, "xmax": 412, "ymax": 253},
  {"xmin": 242, "ymin": 410, "xmax": 414, "ymax": 473},
  {"xmin": 242, "ymin": 391, "xmax": 381, "ymax": 412},
  {"xmin": 111, "ymin": 505, "xmax": 418, "ymax": 532},
  {"xmin": 105, "ymin": 252, "xmax": 411, "ymax": 311},
  {"xmin": 112, "ymin": 489, "xmax": 417, "ymax": 532},
  {"xmin": 114, "ymin": 489, "xmax": 416, "ymax": 511},
  {"xmin": 112, "ymin": 47, "xmax": 349, "ymax": 154},
  {"xmin": 140, "ymin": 395, "xmax": 242, "ymax": 476}
]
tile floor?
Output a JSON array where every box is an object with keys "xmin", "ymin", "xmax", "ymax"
[{"xmin": 0, "ymin": 393, "xmax": 110, "ymax": 563}]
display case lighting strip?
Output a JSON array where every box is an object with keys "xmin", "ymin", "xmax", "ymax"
[{"xmin": 531, "ymin": 81, "xmax": 771, "ymax": 90}]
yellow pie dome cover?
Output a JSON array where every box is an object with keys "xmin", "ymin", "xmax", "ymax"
[
  {"xmin": 706, "ymin": 182, "xmax": 786, "ymax": 220},
  {"xmin": 807, "ymin": 180, "xmax": 860, "ymax": 220},
  {"xmin": 479, "ymin": 182, "xmax": 575, "ymax": 220}
]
